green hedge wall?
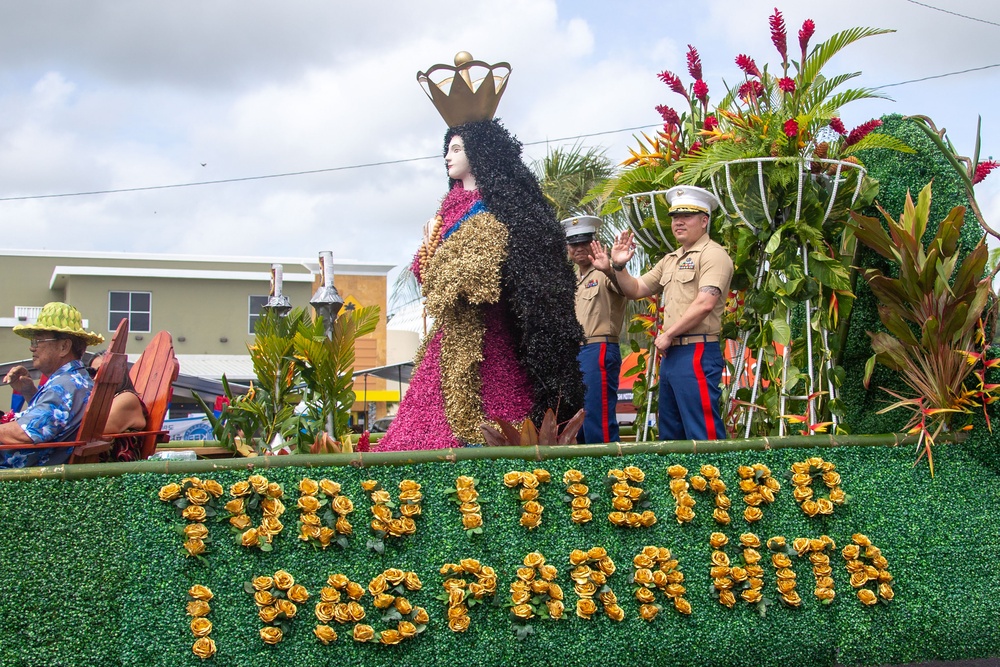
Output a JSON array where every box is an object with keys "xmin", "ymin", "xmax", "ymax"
[{"xmin": 1, "ymin": 440, "xmax": 998, "ymax": 667}]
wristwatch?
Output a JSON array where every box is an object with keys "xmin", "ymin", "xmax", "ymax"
[{"xmin": 611, "ymin": 260, "xmax": 628, "ymax": 272}]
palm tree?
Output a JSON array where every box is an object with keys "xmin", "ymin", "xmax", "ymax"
[{"xmin": 532, "ymin": 142, "xmax": 615, "ymax": 222}]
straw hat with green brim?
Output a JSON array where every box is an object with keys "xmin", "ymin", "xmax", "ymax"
[{"xmin": 13, "ymin": 302, "xmax": 105, "ymax": 346}]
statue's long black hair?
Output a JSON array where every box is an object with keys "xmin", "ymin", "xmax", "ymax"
[{"xmin": 444, "ymin": 119, "xmax": 584, "ymax": 422}]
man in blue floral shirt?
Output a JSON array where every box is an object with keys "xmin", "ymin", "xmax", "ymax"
[{"xmin": 0, "ymin": 302, "xmax": 104, "ymax": 468}]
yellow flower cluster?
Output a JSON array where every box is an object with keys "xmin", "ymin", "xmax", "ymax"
[
  {"xmin": 632, "ymin": 545, "xmax": 691, "ymax": 619},
  {"xmin": 509, "ymin": 552, "xmax": 563, "ymax": 621},
  {"xmin": 441, "ymin": 559, "xmax": 498, "ymax": 631},
  {"xmin": 354, "ymin": 569, "xmax": 428, "ymax": 645},
  {"xmin": 452, "ymin": 476, "xmax": 483, "ymax": 531},
  {"xmin": 569, "ymin": 547, "xmax": 624, "ymax": 621},
  {"xmin": 790, "ymin": 536, "xmax": 838, "ymax": 602},
  {"xmin": 228, "ymin": 475, "xmax": 285, "ymax": 551},
  {"xmin": 666, "ymin": 464, "xmax": 695, "ymax": 524},
  {"xmin": 687, "ymin": 464, "xmax": 732, "ymax": 525},
  {"xmin": 503, "ymin": 469, "xmax": 551, "ymax": 530},
  {"xmin": 313, "ymin": 572, "xmax": 369, "ymax": 644},
  {"xmin": 158, "ymin": 477, "xmax": 224, "ymax": 558},
  {"xmin": 297, "ymin": 478, "xmax": 354, "ymax": 549},
  {"xmin": 607, "ymin": 466, "xmax": 656, "ymax": 528},
  {"xmin": 843, "ymin": 533, "xmax": 893, "ymax": 605},
  {"xmin": 247, "ymin": 570, "xmax": 309, "ymax": 645},
  {"xmin": 766, "ymin": 537, "xmax": 802, "ymax": 607},
  {"xmin": 363, "ymin": 479, "xmax": 422, "ymax": 539},
  {"xmin": 737, "ymin": 464, "xmax": 781, "ymax": 523},
  {"xmin": 791, "ymin": 457, "xmax": 846, "ymax": 517},
  {"xmin": 562, "ymin": 469, "xmax": 593, "ymax": 524},
  {"xmin": 187, "ymin": 584, "xmax": 216, "ymax": 659},
  {"xmin": 710, "ymin": 532, "xmax": 766, "ymax": 608}
]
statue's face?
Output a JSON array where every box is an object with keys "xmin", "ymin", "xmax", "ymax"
[{"xmin": 445, "ymin": 135, "xmax": 471, "ymax": 181}]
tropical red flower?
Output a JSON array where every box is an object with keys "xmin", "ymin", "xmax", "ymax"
[
  {"xmin": 693, "ymin": 79, "xmax": 709, "ymax": 102},
  {"xmin": 686, "ymin": 45, "xmax": 703, "ymax": 80},
  {"xmin": 356, "ymin": 430, "xmax": 371, "ymax": 453},
  {"xmin": 829, "ymin": 117, "xmax": 847, "ymax": 135},
  {"xmin": 974, "ymin": 160, "xmax": 999, "ymax": 184},
  {"xmin": 737, "ymin": 80, "xmax": 765, "ymax": 100},
  {"xmin": 735, "ymin": 54, "xmax": 761, "ymax": 78},
  {"xmin": 770, "ymin": 8, "xmax": 788, "ymax": 63},
  {"xmin": 688, "ymin": 141, "xmax": 703, "ymax": 154},
  {"xmin": 783, "ymin": 118, "xmax": 799, "ymax": 138},
  {"xmin": 703, "ymin": 115, "xmax": 719, "ymax": 131},
  {"xmin": 778, "ymin": 77, "xmax": 796, "ymax": 93},
  {"xmin": 656, "ymin": 104, "xmax": 680, "ymax": 126},
  {"xmin": 799, "ymin": 19, "xmax": 815, "ymax": 59},
  {"xmin": 657, "ymin": 70, "xmax": 689, "ymax": 98},
  {"xmin": 844, "ymin": 119, "xmax": 882, "ymax": 146}
]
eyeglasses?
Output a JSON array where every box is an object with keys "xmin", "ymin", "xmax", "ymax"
[{"xmin": 29, "ymin": 338, "xmax": 60, "ymax": 350}]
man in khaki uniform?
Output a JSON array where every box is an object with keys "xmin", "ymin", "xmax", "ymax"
[
  {"xmin": 591, "ymin": 186, "xmax": 733, "ymax": 440},
  {"xmin": 563, "ymin": 215, "xmax": 627, "ymax": 443}
]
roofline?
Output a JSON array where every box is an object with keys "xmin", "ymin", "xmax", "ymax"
[
  {"xmin": 49, "ymin": 265, "xmax": 319, "ymax": 289},
  {"xmin": 0, "ymin": 248, "xmax": 395, "ymax": 273}
]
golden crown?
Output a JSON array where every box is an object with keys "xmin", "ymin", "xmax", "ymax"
[{"xmin": 417, "ymin": 52, "xmax": 511, "ymax": 127}]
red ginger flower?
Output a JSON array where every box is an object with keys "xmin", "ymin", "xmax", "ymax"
[
  {"xmin": 656, "ymin": 104, "xmax": 680, "ymax": 126},
  {"xmin": 799, "ymin": 19, "xmax": 815, "ymax": 59},
  {"xmin": 689, "ymin": 141, "xmax": 703, "ymax": 154},
  {"xmin": 778, "ymin": 77, "xmax": 795, "ymax": 93},
  {"xmin": 693, "ymin": 79, "xmax": 709, "ymax": 102},
  {"xmin": 657, "ymin": 70, "xmax": 689, "ymax": 99},
  {"xmin": 356, "ymin": 430, "xmax": 371, "ymax": 452},
  {"xmin": 770, "ymin": 7, "xmax": 788, "ymax": 63},
  {"xmin": 974, "ymin": 160, "xmax": 999, "ymax": 184},
  {"xmin": 738, "ymin": 79, "xmax": 764, "ymax": 100},
  {"xmin": 735, "ymin": 54, "xmax": 761, "ymax": 78},
  {"xmin": 829, "ymin": 117, "xmax": 846, "ymax": 135},
  {"xmin": 784, "ymin": 118, "xmax": 799, "ymax": 138},
  {"xmin": 686, "ymin": 45, "xmax": 703, "ymax": 80},
  {"xmin": 704, "ymin": 115, "xmax": 719, "ymax": 131},
  {"xmin": 844, "ymin": 119, "xmax": 882, "ymax": 146}
]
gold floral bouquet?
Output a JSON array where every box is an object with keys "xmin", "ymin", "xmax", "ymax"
[
  {"xmin": 187, "ymin": 584, "xmax": 216, "ymax": 659},
  {"xmin": 227, "ymin": 474, "xmax": 285, "ymax": 552},
  {"xmin": 843, "ymin": 533, "xmax": 894, "ymax": 605},
  {"xmin": 562, "ymin": 469, "xmax": 595, "ymax": 525},
  {"xmin": 632, "ymin": 545, "xmax": 692, "ymax": 619},
  {"xmin": 439, "ymin": 559, "xmax": 498, "ymax": 632},
  {"xmin": 354, "ymin": 569, "xmax": 428, "ymax": 645},
  {"xmin": 158, "ymin": 477, "xmax": 225, "ymax": 560},
  {"xmin": 607, "ymin": 466, "xmax": 656, "ymax": 528},
  {"xmin": 569, "ymin": 547, "xmax": 624, "ymax": 622},
  {"xmin": 687, "ymin": 464, "xmax": 732, "ymax": 525},
  {"xmin": 737, "ymin": 463, "xmax": 781, "ymax": 523},
  {"xmin": 297, "ymin": 477, "xmax": 354, "ymax": 550},
  {"xmin": 445, "ymin": 475, "xmax": 484, "ymax": 535},
  {"xmin": 245, "ymin": 570, "xmax": 310, "ymax": 645},
  {"xmin": 363, "ymin": 479, "xmax": 422, "ymax": 553},
  {"xmin": 790, "ymin": 456, "xmax": 846, "ymax": 517},
  {"xmin": 792, "ymin": 535, "xmax": 837, "ymax": 603},
  {"xmin": 767, "ymin": 536, "xmax": 802, "ymax": 607},
  {"xmin": 313, "ymin": 573, "xmax": 368, "ymax": 644},
  {"xmin": 509, "ymin": 552, "xmax": 564, "ymax": 640},
  {"xmin": 503, "ymin": 469, "xmax": 551, "ymax": 530},
  {"xmin": 709, "ymin": 532, "xmax": 767, "ymax": 608}
]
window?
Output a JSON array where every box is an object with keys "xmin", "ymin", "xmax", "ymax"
[
  {"xmin": 109, "ymin": 291, "xmax": 151, "ymax": 333},
  {"xmin": 248, "ymin": 295, "xmax": 268, "ymax": 334}
]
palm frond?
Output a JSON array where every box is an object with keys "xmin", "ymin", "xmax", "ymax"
[
  {"xmin": 842, "ymin": 133, "xmax": 916, "ymax": 156},
  {"xmin": 800, "ymin": 27, "xmax": 894, "ymax": 86}
]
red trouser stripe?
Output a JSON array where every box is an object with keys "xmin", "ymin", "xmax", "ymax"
[
  {"xmin": 598, "ymin": 343, "xmax": 610, "ymax": 443},
  {"xmin": 692, "ymin": 343, "xmax": 717, "ymax": 440}
]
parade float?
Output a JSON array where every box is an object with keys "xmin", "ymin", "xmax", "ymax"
[{"xmin": 1, "ymin": 9, "xmax": 999, "ymax": 667}]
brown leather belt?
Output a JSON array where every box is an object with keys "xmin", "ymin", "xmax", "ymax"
[
  {"xmin": 676, "ymin": 334, "xmax": 720, "ymax": 346},
  {"xmin": 583, "ymin": 336, "xmax": 618, "ymax": 345}
]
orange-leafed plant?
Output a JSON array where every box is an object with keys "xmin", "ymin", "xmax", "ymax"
[{"xmin": 849, "ymin": 183, "xmax": 999, "ymax": 475}]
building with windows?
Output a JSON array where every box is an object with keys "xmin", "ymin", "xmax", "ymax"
[{"xmin": 0, "ymin": 249, "xmax": 396, "ymax": 424}]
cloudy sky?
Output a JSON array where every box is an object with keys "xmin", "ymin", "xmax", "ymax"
[{"xmin": 0, "ymin": 0, "xmax": 997, "ymax": 277}]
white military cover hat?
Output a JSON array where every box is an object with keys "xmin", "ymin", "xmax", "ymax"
[
  {"xmin": 664, "ymin": 185, "xmax": 721, "ymax": 216},
  {"xmin": 561, "ymin": 215, "xmax": 602, "ymax": 244}
]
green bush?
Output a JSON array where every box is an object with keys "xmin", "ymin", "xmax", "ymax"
[{"xmin": 0, "ymin": 440, "xmax": 998, "ymax": 667}]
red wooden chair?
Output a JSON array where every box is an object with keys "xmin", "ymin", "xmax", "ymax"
[{"xmin": 115, "ymin": 331, "xmax": 179, "ymax": 460}]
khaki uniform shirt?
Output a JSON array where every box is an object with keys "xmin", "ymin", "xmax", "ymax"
[
  {"xmin": 575, "ymin": 266, "xmax": 627, "ymax": 340},
  {"xmin": 639, "ymin": 234, "xmax": 734, "ymax": 335}
]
